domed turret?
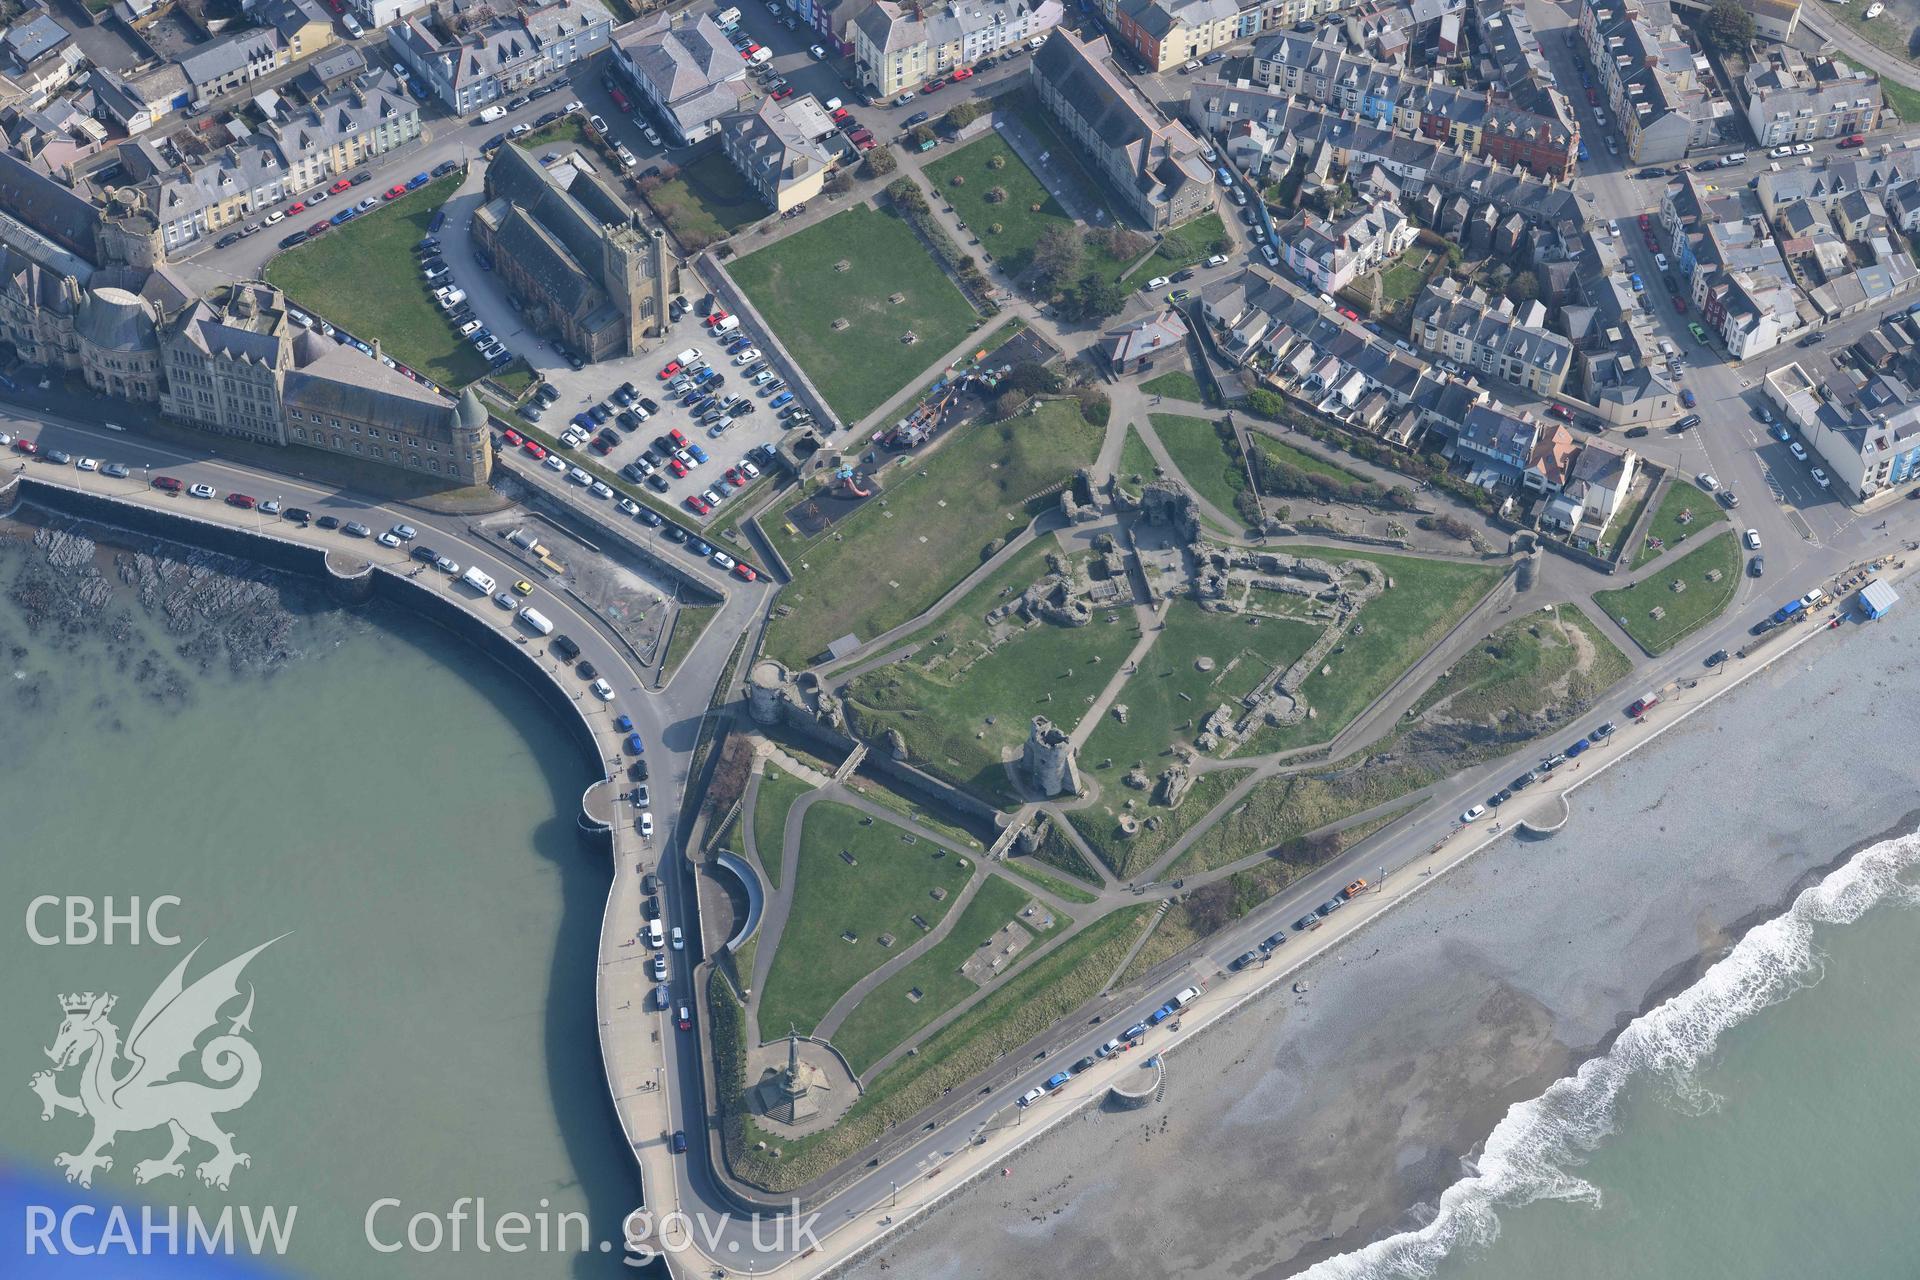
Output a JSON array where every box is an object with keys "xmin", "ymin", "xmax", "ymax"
[{"xmin": 455, "ymin": 386, "xmax": 487, "ymax": 431}]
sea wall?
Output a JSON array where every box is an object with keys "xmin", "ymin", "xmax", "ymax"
[{"xmin": 13, "ymin": 477, "xmax": 611, "ymax": 819}]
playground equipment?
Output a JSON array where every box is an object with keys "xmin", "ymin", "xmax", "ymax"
[{"xmin": 833, "ymin": 465, "xmax": 872, "ymax": 498}]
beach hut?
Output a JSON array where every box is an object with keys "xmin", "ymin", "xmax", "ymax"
[{"xmin": 1859, "ymin": 579, "xmax": 1898, "ymax": 620}]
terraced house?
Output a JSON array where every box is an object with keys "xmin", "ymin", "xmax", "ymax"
[
  {"xmin": 1273, "ymin": 198, "xmax": 1415, "ymax": 295},
  {"xmin": 853, "ymin": 0, "xmax": 1062, "ymax": 98},
  {"xmin": 1577, "ymin": 0, "xmax": 1723, "ymax": 163},
  {"xmin": 1031, "ymin": 28, "xmax": 1214, "ymax": 230},
  {"xmin": 1103, "ymin": 0, "xmax": 1242, "ymax": 74},
  {"xmin": 388, "ymin": 0, "xmax": 613, "ymax": 115},
  {"xmin": 721, "ymin": 95, "xmax": 836, "ymax": 213},
  {"xmin": 611, "ymin": 12, "xmax": 747, "ymax": 146},
  {"xmin": 1412, "ymin": 277, "xmax": 1571, "ymax": 396},
  {"xmin": 1742, "ymin": 49, "xmax": 1881, "ymax": 149}
]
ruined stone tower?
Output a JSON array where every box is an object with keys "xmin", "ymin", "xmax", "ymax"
[{"xmin": 1021, "ymin": 716, "xmax": 1081, "ymax": 798}]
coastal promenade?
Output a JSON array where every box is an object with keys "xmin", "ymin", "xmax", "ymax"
[{"xmin": 0, "ymin": 417, "xmax": 758, "ymax": 1270}]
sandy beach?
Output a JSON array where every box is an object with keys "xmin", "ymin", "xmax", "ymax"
[{"xmin": 842, "ymin": 602, "xmax": 1920, "ymax": 1280}]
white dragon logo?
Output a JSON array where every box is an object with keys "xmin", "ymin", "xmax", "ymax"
[{"xmin": 29, "ymin": 938, "xmax": 281, "ymax": 1192}]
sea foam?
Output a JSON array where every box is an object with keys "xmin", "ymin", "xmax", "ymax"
[{"xmin": 1295, "ymin": 830, "xmax": 1920, "ymax": 1280}]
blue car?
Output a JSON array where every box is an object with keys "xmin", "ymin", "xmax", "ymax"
[
  {"xmin": 1629, "ymin": 273, "xmax": 1644, "ymax": 292},
  {"xmin": 407, "ymin": 171, "xmax": 431, "ymax": 189},
  {"xmin": 1122, "ymin": 1022, "xmax": 1148, "ymax": 1041},
  {"xmin": 1146, "ymin": 1006, "xmax": 1173, "ymax": 1026},
  {"xmin": 1044, "ymin": 1071, "xmax": 1070, "ymax": 1091},
  {"xmin": 625, "ymin": 733, "xmax": 645, "ymax": 754},
  {"xmin": 689, "ymin": 539, "xmax": 712, "ymax": 556},
  {"xmin": 330, "ymin": 209, "xmax": 356, "ymax": 225},
  {"xmin": 615, "ymin": 714, "xmax": 634, "ymax": 731},
  {"xmin": 687, "ymin": 444, "xmax": 708, "ymax": 463},
  {"xmin": 727, "ymin": 337, "xmax": 754, "ymax": 353},
  {"xmin": 429, "ymin": 210, "xmax": 446, "ymax": 232},
  {"xmin": 635, "ymin": 507, "xmax": 664, "ymax": 528},
  {"xmin": 572, "ymin": 412, "xmax": 596, "ymax": 431},
  {"xmin": 1565, "ymin": 738, "xmax": 1591, "ymax": 757},
  {"xmin": 769, "ymin": 391, "xmax": 794, "ymax": 409},
  {"xmin": 692, "ymin": 367, "xmax": 716, "ymax": 385}
]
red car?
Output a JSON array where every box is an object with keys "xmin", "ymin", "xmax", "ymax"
[
  {"xmin": 1546, "ymin": 404, "xmax": 1571, "ymax": 420},
  {"xmin": 668, "ymin": 457, "xmax": 688, "ymax": 477},
  {"xmin": 951, "ymin": 66, "xmax": 974, "ymax": 81},
  {"xmin": 12, "ymin": 438, "xmax": 37, "ymax": 454},
  {"xmin": 732, "ymin": 563, "xmax": 758, "ymax": 583},
  {"xmin": 289, "ymin": 201, "xmax": 307, "ymax": 214},
  {"xmin": 704, "ymin": 311, "xmax": 728, "ymax": 327},
  {"xmin": 384, "ymin": 185, "xmax": 408, "ymax": 200},
  {"xmin": 503, "ymin": 428, "xmax": 524, "ymax": 447},
  {"xmin": 310, "ymin": 220, "xmax": 331, "ymax": 235},
  {"xmin": 924, "ymin": 78, "xmax": 946, "ymax": 91},
  {"xmin": 1843, "ymin": 133, "xmax": 1865, "ymax": 148},
  {"xmin": 225, "ymin": 492, "xmax": 257, "ymax": 509},
  {"xmin": 831, "ymin": 107, "xmax": 850, "ymax": 122},
  {"xmin": 741, "ymin": 43, "xmax": 760, "ymax": 58},
  {"xmin": 668, "ymin": 427, "xmax": 688, "ymax": 447},
  {"xmin": 725, "ymin": 466, "xmax": 745, "ymax": 486},
  {"xmin": 683, "ymin": 495, "xmax": 711, "ymax": 515},
  {"xmin": 771, "ymin": 86, "xmax": 794, "ymax": 100},
  {"xmin": 329, "ymin": 178, "xmax": 352, "ymax": 193},
  {"xmin": 152, "ymin": 475, "xmax": 183, "ymax": 492},
  {"xmin": 1673, "ymin": 295, "xmax": 1687, "ymax": 314},
  {"xmin": 1340, "ymin": 308, "xmax": 1359, "ymax": 322},
  {"xmin": 610, "ymin": 86, "xmax": 631, "ymax": 112},
  {"xmin": 855, "ymin": 135, "xmax": 877, "ymax": 151},
  {"xmin": 523, "ymin": 440, "xmax": 549, "ymax": 460},
  {"xmin": 1637, "ymin": 213, "xmax": 1649, "ymax": 229},
  {"xmin": 658, "ymin": 360, "xmax": 682, "ymax": 379}
]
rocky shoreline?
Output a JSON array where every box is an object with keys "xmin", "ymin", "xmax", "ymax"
[{"xmin": 2, "ymin": 509, "xmax": 334, "ymax": 715}]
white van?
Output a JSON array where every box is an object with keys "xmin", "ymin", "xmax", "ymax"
[
  {"xmin": 1169, "ymin": 986, "xmax": 1202, "ymax": 1009},
  {"xmin": 1725, "ymin": 151, "xmax": 1747, "ymax": 165},
  {"xmin": 478, "ymin": 104, "xmax": 507, "ymax": 123},
  {"xmin": 460, "ymin": 566, "xmax": 497, "ymax": 595},
  {"xmin": 715, "ymin": 5, "xmax": 741, "ymax": 25},
  {"xmin": 518, "ymin": 607, "xmax": 554, "ymax": 635},
  {"xmin": 674, "ymin": 346, "xmax": 702, "ymax": 366},
  {"xmin": 646, "ymin": 919, "xmax": 665, "ymax": 948},
  {"xmin": 748, "ymin": 45, "xmax": 773, "ymax": 66},
  {"xmin": 709, "ymin": 315, "xmax": 741, "ymax": 336}
]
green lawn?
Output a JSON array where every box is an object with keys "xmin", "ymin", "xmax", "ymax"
[
  {"xmin": 646, "ymin": 150, "xmax": 769, "ymax": 245},
  {"xmin": 1001, "ymin": 858, "xmax": 1099, "ymax": 904},
  {"xmin": 757, "ymin": 801, "xmax": 975, "ymax": 1037},
  {"xmin": 1834, "ymin": 4, "xmax": 1920, "ymax": 70},
  {"xmin": 843, "ymin": 542, "xmax": 1142, "ymax": 807},
  {"xmin": 1176, "ymin": 608, "xmax": 1628, "ymax": 875},
  {"xmin": 1120, "ymin": 212, "xmax": 1229, "ymax": 288},
  {"xmin": 1119, "ymin": 424, "xmax": 1159, "ymax": 484},
  {"xmin": 727, "ymin": 903, "xmax": 1150, "ymax": 1189},
  {"xmin": 1067, "ymin": 766, "xmax": 1250, "ymax": 879},
  {"xmin": 661, "ymin": 602, "xmax": 718, "ymax": 683},
  {"xmin": 1885, "ymin": 78, "xmax": 1920, "ymax": 122},
  {"xmin": 1142, "ymin": 370, "xmax": 1205, "ymax": 402},
  {"xmin": 1030, "ymin": 818, "xmax": 1103, "ymax": 887},
  {"xmin": 1373, "ymin": 248, "xmax": 1434, "ymax": 305},
  {"xmin": 1151, "ymin": 413, "xmax": 1248, "ymax": 519},
  {"xmin": 828, "ymin": 873, "xmax": 1043, "ymax": 1074},
  {"xmin": 266, "ymin": 174, "xmax": 491, "ymax": 389},
  {"xmin": 927, "ymin": 133, "xmax": 1133, "ymax": 282},
  {"xmin": 749, "ymin": 763, "xmax": 813, "ymax": 891},
  {"xmin": 1594, "ymin": 531, "xmax": 1740, "ymax": 655},
  {"xmin": 514, "ymin": 116, "xmax": 593, "ymax": 155},
  {"xmin": 1082, "ymin": 599, "xmax": 1321, "ymax": 768},
  {"xmin": 1633, "ymin": 480, "xmax": 1729, "ymax": 569},
  {"xmin": 1253, "ymin": 434, "xmax": 1370, "ymax": 487},
  {"xmin": 728, "ymin": 204, "xmax": 980, "ymax": 422},
  {"xmin": 1240, "ymin": 550, "xmax": 1504, "ymax": 754},
  {"xmin": 764, "ymin": 397, "xmax": 1104, "ymax": 666}
]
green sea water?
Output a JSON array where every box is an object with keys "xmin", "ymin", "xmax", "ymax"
[
  {"xmin": 0, "ymin": 525, "xmax": 643, "ymax": 1277},
  {"xmin": 1424, "ymin": 880, "xmax": 1920, "ymax": 1280}
]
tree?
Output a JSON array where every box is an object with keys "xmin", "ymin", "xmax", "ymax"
[
  {"xmin": 824, "ymin": 170, "xmax": 852, "ymax": 196},
  {"xmin": 1031, "ymin": 224, "xmax": 1084, "ymax": 292},
  {"xmin": 1003, "ymin": 362, "xmax": 1064, "ymax": 395},
  {"xmin": 860, "ymin": 145, "xmax": 897, "ymax": 179},
  {"xmin": 1507, "ymin": 270, "xmax": 1540, "ymax": 304},
  {"xmin": 946, "ymin": 99, "xmax": 983, "ymax": 129},
  {"xmin": 1061, "ymin": 274, "xmax": 1127, "ymax": 322},
  {"xmin": 1700, "ymin": 0, "xmax": 1753, "ymax": 53},
  {"xmin": 886, "ymin": 177, "xmax": 926, "ymax": 212},
  {"xmin": 910, "ymin": 124, "xmax": 935, "ymax": 146}
]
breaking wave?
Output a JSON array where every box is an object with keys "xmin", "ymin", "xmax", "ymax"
[{"xmin": 1296, "ymin": 830, "xmax": 1920, "ymax": 1280}]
